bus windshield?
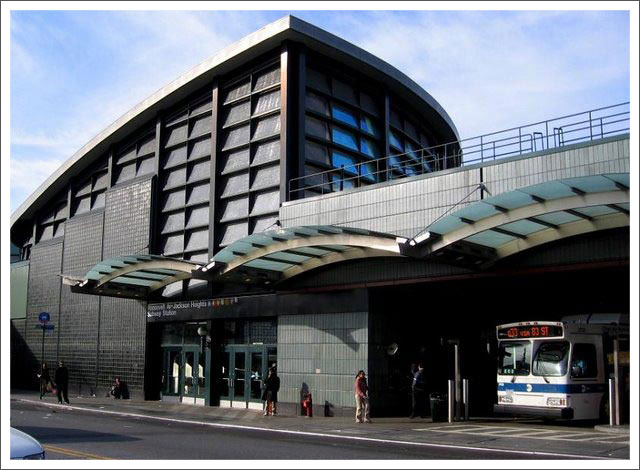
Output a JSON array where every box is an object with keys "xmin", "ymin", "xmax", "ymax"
[
  {"xmin": 533, "ymin": 341, "xmax": 569, "ymax": 377},
  {"xmin": 498, "ymin": 341, "xmax": 531, "ymax": 376}
]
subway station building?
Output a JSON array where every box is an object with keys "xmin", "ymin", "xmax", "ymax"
[{"xmin": 10, "ymin": 16, "xmax": 630, "ymax": 418}]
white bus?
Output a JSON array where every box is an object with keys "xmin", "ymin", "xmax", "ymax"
[{"xmin": 494, "ymin": 314, "xmax": 628, "ymax": 421}]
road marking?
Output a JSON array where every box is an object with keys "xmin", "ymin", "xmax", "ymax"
[
  {"xmin": 19, "ymin": 399, "xmax": 617, "ymax": 460},
  {"xmin": 43, "ymin": 445, "xmax": 112, "ymax": 460}
]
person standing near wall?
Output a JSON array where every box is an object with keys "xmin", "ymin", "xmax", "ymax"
[
  {"xmin": 37, "ymin": 362, "xmax": 51, "ymax": 400},
  {"xmin": 54, "ymin": 361, "xmax": 70, "ymax": 404},
  {"xmin": 410, "ymin": 363, "xmax": 427, "ymax": 418},
  {"xmin": 354, "ymin": 370, "xmax": 371, "ymax": 423},
  {"xmin": 262, "ymin": 368, "xmax": 280, "ymax": 416}
]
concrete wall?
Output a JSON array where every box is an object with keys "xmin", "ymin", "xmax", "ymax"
[{"xmin": 278, "ymin": 312, "xmax": 368, "ymax": 415}]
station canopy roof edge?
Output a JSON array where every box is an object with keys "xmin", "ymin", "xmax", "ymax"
[
  {"xmin": 409, "ymin": 173, "xmax": 630, "ymax": 267},
  {"xmin": 64, "ymin": 226, "xmax": 406, "ymax": 300}
]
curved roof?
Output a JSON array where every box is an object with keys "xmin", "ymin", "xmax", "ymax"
[
  {"xmin": 409, "ymin": 173, "xmax": 630, "ymax": 267},
  {"xmin": 11, "ymin": 15, "xmax": 458, "ymax": 229}
]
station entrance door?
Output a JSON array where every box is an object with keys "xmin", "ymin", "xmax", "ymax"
[{"xmin": 218, "ymin": 345, "xmax": 277, "ymax": 409}]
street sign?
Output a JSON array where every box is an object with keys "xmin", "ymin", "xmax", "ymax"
[
  {"xmin": 38, "ymin": 312, "xmax": 50, "ymax": 323},
  {"xmin": 35, "ymin": 324, "xmax": 55, "ymax": 330}
]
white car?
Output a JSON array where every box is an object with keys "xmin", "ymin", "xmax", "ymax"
[{"xmin": 10, "ymin": 427, "xmax": 45, "ymax": 459}]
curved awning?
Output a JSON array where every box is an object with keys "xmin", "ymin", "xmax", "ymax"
[
  {"xmin": 63, "ymin": 255, "xmax": 204, "ymax": 299},
  {"xmin": 192, "ymin": 225, "xmax": 405, "ymax": 285},
  {"xmin": 408, "ymin": 173, "xmax": 630, "ymax": 267}
]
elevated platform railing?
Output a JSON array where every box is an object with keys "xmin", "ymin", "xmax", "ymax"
[{"xmin": 288, "ymin": 102, "xmax": 630, "ymax": 199}]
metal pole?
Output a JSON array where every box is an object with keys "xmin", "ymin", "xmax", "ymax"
[
  {"xmin": 448, "ymin": 380, "xmax": 454, "ymax": 423},
  {"xmin": 613, "ymin": 339, "xmax": 620, "ymax": 426},
  {"xmin": 463, "ymin": 379, "xmax": 469, "ymax": 421},
  {"xmin": 609, "ymin": 378, "xmax": 616, "ymax": 427},
  {"xmin": 41, "ymin": 325, "xmax": 45, "ymax": 368},
  {"xmin": 455, "ymin": 343, "xmax": 461, "ymax": 420}
]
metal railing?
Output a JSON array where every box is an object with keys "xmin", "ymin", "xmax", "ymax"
[{"xmin": 288, "ymin": 102, "xmax": 630, "ymax": 199}]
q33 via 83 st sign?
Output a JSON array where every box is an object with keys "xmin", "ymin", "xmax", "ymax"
[{"xmin": 497, "ymin": 323, "xmax": 564, "ymax": 340}]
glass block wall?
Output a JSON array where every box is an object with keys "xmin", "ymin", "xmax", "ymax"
[
  {"xmin": 388, "ymin": 105, "xmax": 440, "ymax": 177},
  {"xmin": 216, "ymin": 60, "xmax": 282, "ymax": 247}
]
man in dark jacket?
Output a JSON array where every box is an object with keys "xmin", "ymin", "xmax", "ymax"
[
  {"xmin": 262, "ymin": 368, "xmax": 280, "ymax": 416},
  {"xmin": 410, "ymin": 363, "xmax": 427, "ymax": 418},
  {"xmin": 54, "ymin": 361, "xmax": 70, "ymax": 404}
]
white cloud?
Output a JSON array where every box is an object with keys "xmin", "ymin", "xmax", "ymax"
[{"xmin": 10, "ymin": 156, "xmax": 65, "ymax": 195}]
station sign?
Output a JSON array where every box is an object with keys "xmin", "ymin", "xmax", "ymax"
[{"xmin": 38, "ymin": 312, "xmax": 50, "ymax": 323}]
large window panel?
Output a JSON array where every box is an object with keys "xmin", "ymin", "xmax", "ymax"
[
  {"xmin": 161, "ymin": 189, "xmax": 186, "ymax": 212},
  {"xmin": 188, "ymin": 137, "xmax": 211, "ymax": 161},
  {"xmin": 360, "ymin": 92, "xmax": 379, "ymax": 116},
  {"xmin": 39, "ymin": 225, "xmax": 54, "ymax": 241},
  {"xmin": 224, "ymin": 80, "xmax": 251, "ymax": 104},
  {"xmin": 360, "ymin": 115, "xmax": 379, "ymax": 137},
  {"xmin": 75, "ymin": 180, "xmax": 92, "ymax": 197},
  {"xmin": 74, "ymin": 196, "xmax": 91, "ymax": 215},
  {"xmin": 91, "ymin": 192, "xmax": 106, "ymax": 210},
  {"xmin": 252, "ymin": 139, "xmax": 280, "ymax": 166},
  {"xmin": 220, "ymin": 172, "xmax": 249, "ymax": 198},
  {"xmin": 331, "ymin": 103, "xmax": 358, "ymax": 128},
  {"xmin": 251, "ymin": 165, "xmax": 280, "ymax": 191},
  {"xmin": 219, "ymin": 197, "xmax": 248, "ymax": 221},
  {"xmin": 223, "ymin": 101, "xmax": 251, "ymax": 128},
  {"xmin": 306, "ymin": 116, "xmax": 330, "ymax": 140},
  {"xmin": 360, "ymin": 138, "xmax": 380, "ymax": 158},
  {"xmin": 306, "ymin": 91, "xmax": 329, "ymax": 116},
  {"xmin": 136, "ymin": 155, "xmax": 155, "ymax": 177},
  {"xmin": 222, "ymin": 124, "xmax": 250, "ymax": 150},
  {"xmin": 190, "ymin": 97, "xmax": 212, "ymax": 117},
  {"xmin": 219, "ymin": 221, "xmax": 248, "ymax": 246},
  {"xmin": 161, "ymin": 212, "xmax": 185, "ymax": 234},
  {"xmin": 163, "ymin": 145, "xmax": 187, "ymax": 169},
  {"xmin": 161, "ymin": 233, "xmax": 184, "ymax": 255},
  {"xmin": 164, "ymin": 123, "xmax": 188, "ymax": 148},
  {"xmin": 189, "ymin": 114, "xmax": 211, "ymax": 139},
  {"xmin": 253, "ymin": 90, "xmax": 281, "ymax": 115},
  {"xmin": 185, "ymin": 228, "xmax": 209, "ymax": 252},
  {"xmin": 307, "ymin": 68, "xmax": 330, "ymax": 94},
  {"xmin": 332, "ymin": 78, "xmax": 357, "ymax": 104},
  {"xmin": 332, "ymin": 127, "xmax": 358, "ymax": 151},
  {"xmin": 187, "ymin": 183, "xmax": 210, "ymax": 206},
  {"xmin": 305, "ymin": 140, "xmax": 330, "ymax": 165},
  {"xmin": 186, "ymin": 206, "xmax": 209, "ymax": 228},
  {"xmin": 187, "ymin": 160, "xmax": 210, "ymax": 182},
  {"xmin": 252, "ymin": 114, "xmax": 280, "ymax": 140},
  {"xmin": 138, "ymin": 134, "xmax": 155, "ymax": 157},
  {"xmin": 251, "ymin": 215, "xmax": 279, "ymax": 234},
  {"xmin": 251, "ymin": 190, "xmax": 280, "ymax": 215},
  {"xmin": 162, "ymin": 166, "xmax": 187, "ymax": 189},
  {"xmin": 165, "ymin": 108, "xmax": 188, "ymax": 127},
  {"xmin": 404, "ymin": 119, "xmax": 418, "ymax": 140},
  {"xmin": 115, "ymin": 162, "xmax": 136, "ymax": 184},
  {"xmin": 93, "ymin": 171, "xmax": 109, "ymax": 191},
  {"xmin": 331, "ymin": 151, "xmax": 359, "ymax": 175},
  {"xmin": 116, "ymin": 146, "xmax": 136, "ymax": 165},
  {"xmin": 219, "ymin": 148, "xmax": 250, "ymax": 174},
  {"xmin": 253, "ymin": 65, "xmax": 280, "ymax": 92},
  {"xmin": 389, "ymin": 129, "xmax": 404, "ymax": 151}
]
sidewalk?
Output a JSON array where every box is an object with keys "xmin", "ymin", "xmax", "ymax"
[{"xmin": 10, "ymin": 389, "xmax": 630, "ymax": 460}]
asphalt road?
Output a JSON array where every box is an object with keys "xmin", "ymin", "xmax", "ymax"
[{"xmin": 10, "ymin": 400, "xmax": 574, "ymax": 460}]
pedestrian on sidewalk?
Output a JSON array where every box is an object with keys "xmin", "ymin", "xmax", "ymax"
[
  {"xmin": 37, "ymin": 363, "xmax": 52, "ymax": 400},
  {"xmin": 410, "ymin": 363, "xmax": 427, "ymax": 418},
  {"xmin": 54, "ymin": 361, "xmax": 70, "ymax": 404},
  {"xmin": 354, "ymin": 370, "xmax": 371, "ymax": 423},
  {"xmin": 262, "ymin": 368, "xmax": 280, "ymax": 416},
  {"xmin": 110, "ymin": 377, "xmax": 130, "ymax": 399}
]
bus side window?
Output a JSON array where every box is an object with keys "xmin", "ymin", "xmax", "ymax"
[{"xmin": 571, "ymin": 343, "xmax": 597, "ymax": 379}]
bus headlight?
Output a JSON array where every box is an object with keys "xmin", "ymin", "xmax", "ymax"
[
  {"xmin": 498, "ymin": 395, "xmax": 513, "ymax": 404},
  {"xmin": 546, "ymin": 397, "xmax": 566, "ymax": 407}
]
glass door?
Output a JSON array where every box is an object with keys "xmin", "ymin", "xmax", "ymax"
[
  {"xmin": 218, "ymin": 345, "xmax": 274, "ymax": 408},
  {"xmin": 163, "ymin": 348, "xmax": 182, "ymax": 396}
]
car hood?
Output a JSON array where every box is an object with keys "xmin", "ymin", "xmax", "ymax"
[{"xmin": 10, "ymin": 427, "xmax": 44, "ymax": 459}]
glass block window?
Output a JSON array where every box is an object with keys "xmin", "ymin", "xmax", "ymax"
[
  {"xmin": 332, "ymin": 127, "xmax": 359, "ymax": 151},
  {"xmin": 70, "ymin": 157, "xmax": 108, "ymax": 218},
  {"xmin": 332, "ymin": 103, "xmax": 358, "ymax": 128}
]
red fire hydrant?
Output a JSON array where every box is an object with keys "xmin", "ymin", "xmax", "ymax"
[{"xmin": 302, "ymin": 393, "xmax": 313, "ymax": 417}]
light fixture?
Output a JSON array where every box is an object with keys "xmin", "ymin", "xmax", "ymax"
[
  {"xmin": 395, "ymin": 237, "xmax": 409, "ymax": 244},
  {"xmin": 409, "ymin": 231, "xmax": 431, "ymax": 246},
  {"xmin": 201, "ymin": 260, "xmax": 217, "ymax": 272}
]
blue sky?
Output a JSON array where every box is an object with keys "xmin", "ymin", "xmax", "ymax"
[{"xmin": 6, "ymin": 8, "xmax": 633, "ymax": 214}]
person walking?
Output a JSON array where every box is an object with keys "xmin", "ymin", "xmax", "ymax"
[
  {"xmin": 54, "ymin": 360, "xmax": 70, "ymax": 404},
  {"xmin": 262, "ymin": 368, "xmax": 280, "ymax": 416},
  {"xmin": 37, "ymin": 363, "xmax": 52, "ymax": 400},
  {"xmin": 110, "ymin": 377, "xmax": 130, "ymax": 399},
  {"xmin": 410, "ymin": 363, "xmax": 427, "ymax": 418},
  {"xmin": 354, "ymin": 370, "xmax": 371, "ymax": 423}
]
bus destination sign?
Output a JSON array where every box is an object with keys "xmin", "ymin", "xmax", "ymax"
[{"xmin": 497, "ymin": 324, "xmax": 563, "ymax": 339}]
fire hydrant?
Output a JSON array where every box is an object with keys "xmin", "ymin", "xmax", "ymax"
[{"xmin": 302, "ymin": 393, "xmax": 313, "ymax": 417}]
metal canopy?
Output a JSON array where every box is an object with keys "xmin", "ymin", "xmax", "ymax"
[
  {"xmin": 192, "ymin": 225, "xmax": 404, "ymax": 285},
  {"xmin": 64, "ymin": 255, "xmax": 204, "ymax": 299},
  {"xmin": 412, "ymin": 173, "xmax": 630, "ymax": 267}
]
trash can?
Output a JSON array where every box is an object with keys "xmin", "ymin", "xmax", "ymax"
[{"xmin": 430, "ymin": 392, "xmax": 448, "ymax": 422}]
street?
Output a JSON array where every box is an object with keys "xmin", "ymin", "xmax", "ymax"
[{"xmin": 9, "ymin": 399, "xmax": 625, "ymax": 461}]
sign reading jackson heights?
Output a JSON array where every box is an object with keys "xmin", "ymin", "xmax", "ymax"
[{"xmin": 147, "ymin": 297, "xmax": 239, "ymax": 321}]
